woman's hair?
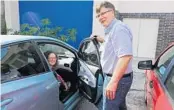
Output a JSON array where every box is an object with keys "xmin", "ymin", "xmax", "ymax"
[{"xmin": 44, "ymin": 51, "xmax": 58, "ymax": 70}]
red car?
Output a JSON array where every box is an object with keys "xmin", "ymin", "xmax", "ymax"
[{"xmin": 138, "ymin": 42, "xmax": 174, "ymax": 110}]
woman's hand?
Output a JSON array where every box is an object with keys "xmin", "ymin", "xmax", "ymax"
[{"xmin": 64, "ymin": 82, "xmax": 70, "ymax": 91}]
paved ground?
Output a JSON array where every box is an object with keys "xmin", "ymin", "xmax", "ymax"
[
  {"xmin": 75, "ymin": 57, "xmax": 150, "ymax": 110},
  {"xmin": 126, "ymin": 72, "xmax": 146, "ymax": 110}
]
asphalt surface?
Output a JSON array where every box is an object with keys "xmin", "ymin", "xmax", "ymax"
[{"xmin": 75, "ymin": 57, "xmax": 148, "ymax": 110}]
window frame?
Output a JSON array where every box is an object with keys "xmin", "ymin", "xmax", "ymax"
[
  {"xmin": 164, "ymin": 58, "xmax": 174, "ymax": 99},
  {"xmin": 78, "ymin": 40, "xmax": 100, "ymax": 67},
  {"xmin": 1, "ymin": 40, "xmax": 49, "ymax": 83},
  {"xmin": 35, "ymin": 39, "xmax": 77, "ymax": 57},
  {"xmin": 154, "ymin": 45, "xmax": 174, "ymax": 82},
  {"xmin": 35, "ymin": 39, "xmax": 78, "ymax": 71}
]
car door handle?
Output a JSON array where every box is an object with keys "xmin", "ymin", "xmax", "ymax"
[
  {"xmin": 81, "ymin": 77, "xmax": 88, "ymax": 82},
  {"xmin": 1, "ymin": 98, "xmax": 13, "ymax": 107},
  {"xmin": 149, "ymin": 80, "xmax": 153, "ymax": 88}
]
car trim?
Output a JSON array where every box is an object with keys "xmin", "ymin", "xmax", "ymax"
[
  {"xmin": 31, "ymin": 40, "xmax": 50, "ymax": 72},
  {"xmin": 35, "ymin": 39, "xmax": 77, "ymax": 56},
  {"xmin": 154, "ymin": 43, "xmax": 174, "ymax": 67}
]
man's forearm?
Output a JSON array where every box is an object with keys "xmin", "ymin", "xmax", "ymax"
[{"xmin": 110, "ymin": 55, "xmax": 132, "ymax": 84}]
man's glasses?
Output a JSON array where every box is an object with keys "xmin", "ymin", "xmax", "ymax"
[{"xmin": 96, "ymin": 10, "xmax": 112, "ymax": 18}]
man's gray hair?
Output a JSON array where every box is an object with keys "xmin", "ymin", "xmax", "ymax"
[{"xmin": 96, "ymin": 1, "xmax": 116, "ymax": 16}]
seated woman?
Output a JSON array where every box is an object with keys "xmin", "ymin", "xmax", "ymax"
[{"xmin": 45, "ymin": 51, "xmax": 70, "ymax": 91}]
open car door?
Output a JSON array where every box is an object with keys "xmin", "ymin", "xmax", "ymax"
[{"xmin": 78, "ymin": 37, "xmax": 104, "ymax": 103}]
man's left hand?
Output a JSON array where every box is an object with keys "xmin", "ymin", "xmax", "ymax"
[{"xmin": 105, "ymin": 81, "xmax": 118, "ymax": 100}]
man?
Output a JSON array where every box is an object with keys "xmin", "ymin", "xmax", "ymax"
[{"xmin": 95, "ymin": 1, "xmax": 133, "ymax": 110}]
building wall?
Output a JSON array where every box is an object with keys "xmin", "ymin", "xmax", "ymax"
[
  {"xmin": 92, "ymin": 1, "xmax": 174, "ymax": 58},
  {"xmin": 120, "ymin": 13, "xmax": 174, "ymax": 57},
  {"xmin": 4, "ymin": 1, "xmax": 174, "ymax": 55},
  {"xmin": 123, "ymin": 18, "xmax": 159, "ymax": 58},
  {"xmin": 4, "ymin": 1, "xmax": 20, "ymax": 33},
  {"xmin": 118, "ymin": 1, "xmax": 174, "ymax": 13},
  {"xmin": 18, "ymin": 1, "xmax": 93, "ymax": 49},
  {"xmin": 4, "ymin": 1, "xmax": 93, "ymax": 49}
]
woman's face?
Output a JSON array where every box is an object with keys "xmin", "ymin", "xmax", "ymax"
[{"xmin": 48, "ymin": 53, "xmax": 57, "ymax": 67}]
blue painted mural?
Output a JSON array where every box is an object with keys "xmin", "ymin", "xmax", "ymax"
[{"xmin": 19, "ymin": 1, "xmax": 93, "ymax": 48}]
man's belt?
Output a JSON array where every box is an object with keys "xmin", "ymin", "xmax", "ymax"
[{"xmin": 106, "ymin": 72, "xmax": 133, "ymax": 78}]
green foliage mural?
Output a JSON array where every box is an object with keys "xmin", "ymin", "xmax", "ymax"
[{"xmin": 9, "ymin": 18, "xmax": 77, "ymax": 43}]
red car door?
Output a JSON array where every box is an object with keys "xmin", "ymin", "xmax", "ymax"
[
  {"xmin": 142, "ymin": 43, "xmax": 174, "ymax": 110},
  {"xmin": 149, "ymin": 44, "xmax": 174, "ymax": 110},
  {"xmin": 150, "ymin": 71, "xmax": 172, "ymax": 110}
]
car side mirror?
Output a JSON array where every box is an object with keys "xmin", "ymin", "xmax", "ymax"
[
  {"xmin": 88, "ymin": 53, "xmax": 97, "ymax": 61},
  {"xmin": 138, "ymin": 60, "xmax": 153, "ymax": 70}
]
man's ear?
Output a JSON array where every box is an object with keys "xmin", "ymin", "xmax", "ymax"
[{"xmin": 111, "ymin": 10, "xmax": 115, "ymax": 17}]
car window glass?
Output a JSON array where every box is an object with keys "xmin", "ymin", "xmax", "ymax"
[
  {"xmin": 1, "ymin": 42, "xmax": 46, "ymax": 83},
  {"xmin": 165, "ymin": 66, "xmax": 174, "ymax": 100},
  {"xmin": 79, "ymin": 41, "xmax": 99, "ymax": 66},
  {"xmin": 38, "ymin": 43, "xmax": 76, "ymax": 74},
  {"xmin": 39, "ymin": 43, "xmax": 75, "ymax": 58},
  {"xmin": 157, "ymin": 46, "xmax": 174, "ymax": 77}
]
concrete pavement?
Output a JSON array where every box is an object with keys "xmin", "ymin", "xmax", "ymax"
[{"xmin": 75, "ymin": 57, "xmax": 151, "ymax": 110}]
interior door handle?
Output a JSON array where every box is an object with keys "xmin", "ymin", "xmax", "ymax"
[
  {"xmin": 1, "ymin": 98, "xmax": 13, "ymax": 107},
  {"xmin": 81, "ymin": 77, "xmax": 88, "ymax": 82}
]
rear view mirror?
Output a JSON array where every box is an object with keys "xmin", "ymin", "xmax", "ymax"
[{"xmin": 138, "ymin": 60, "xmax": 153, "ymax": 70}]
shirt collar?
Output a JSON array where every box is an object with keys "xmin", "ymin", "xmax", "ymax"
[{"xmin": 104, "ymin": 18, "xmax": 117, "ymax": 35}]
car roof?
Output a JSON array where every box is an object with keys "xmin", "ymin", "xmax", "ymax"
[
  {"xmin": 0, "ymin": 35, "xmax": 77, "ymax": 51},
  {"xmin": 0, "ymin": 35, "xmax": 58, "ymax": 45}
]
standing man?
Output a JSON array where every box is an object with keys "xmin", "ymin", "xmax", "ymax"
[{"xmin": 95, "ymin": 1, "xmax": 133, "ymax": 110}]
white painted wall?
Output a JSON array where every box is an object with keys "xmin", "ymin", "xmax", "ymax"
[
  {"xmin": 92, "ymin": 1, "xmax": 174, "ymax": 35},
  {"xmin": 4, "ymin": 1, "xmax": 20, "ymax": 33},
  {"xmin": 123, "ymin": 19, "xmax": 140, "ymax": 57},
  {"xmin": 124, "ymin": 18, "xmax": 159, "ymax": 58},
  {"xmin": 118, "ymin": 1, "xmax": 174, "ymax": 13},
  {"xmin": 138, "ymin": 19, "xmax": 159, "ymax": 58}
]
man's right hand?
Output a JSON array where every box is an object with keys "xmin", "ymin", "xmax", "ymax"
[{"xmin": 93, "ymin": 35, "xmax": 104, "ymax": 43}]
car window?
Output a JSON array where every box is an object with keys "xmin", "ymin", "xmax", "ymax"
[
  {"xmin": 156, "ymin": 46, "xmax": 174, "ymax": 77},
  {"xmin": 79, "ymin": 41, "xmax": 100, "ymax": 66},
  {"xmin": 165, "ymin": 66, "xmax": 174, "ymax": 100},
  {"xmin": 1, "ymin": 42, "xmax": 46, "ymax": 83},
  {"xmin": 39, "ymin": 43, "xmax": 75, "ymax": 58}
]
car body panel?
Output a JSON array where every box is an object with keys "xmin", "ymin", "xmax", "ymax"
[
  {"xmin": 1, "ymin": 72, "xmax": 60, "ymax": 110},
  {"xmin": 143, "ymin": 43, "xmax": 174, "ymax": 110},
  {"xmin": 64, "ymin": 90, "xmax": 82, "ymax": 110}
]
